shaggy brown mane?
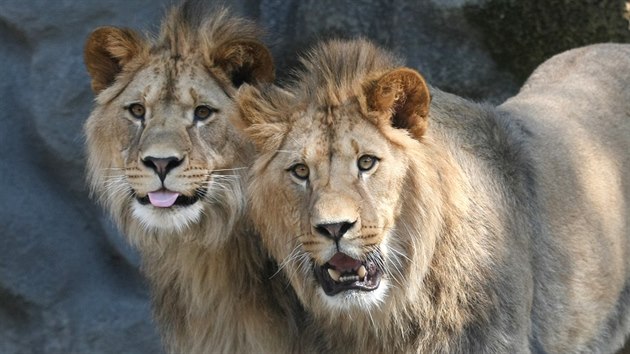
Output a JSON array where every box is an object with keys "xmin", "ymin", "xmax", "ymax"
[
  {"xmin": 294, "ymin": 39, "xmax": 403, "ymax": 110},
  {"xmin": 156, "ymin": 3, "xmax": 261, "ymax": 60}
]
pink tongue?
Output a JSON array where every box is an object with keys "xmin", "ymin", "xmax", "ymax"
[
  {"xmin": 147, "ymin": 191, "xmax": 180, "ymax": 208},
  {"xmin": 328, "ymin": 252, "xmax": 362, "ymax": 272}
]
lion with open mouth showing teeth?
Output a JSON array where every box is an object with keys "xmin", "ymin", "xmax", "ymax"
[{"xmin": 236, "ymin": 39, "xmax": 630, "ymax": 353}]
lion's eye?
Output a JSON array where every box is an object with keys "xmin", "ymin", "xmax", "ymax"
[
  {"xmin": 194, "ymin": 105, "xmax": 217, "ymax": 121},
  {"xmin": 128, "ymin": 103, "xmax": 145, "ymax": 120},
  {"xmin": 289, "ymin": 163, "xmax": 310, "ymax": 180},
  {"xmin": 357, "ymin": 155, "xmax": 378, "ymax": 172}
]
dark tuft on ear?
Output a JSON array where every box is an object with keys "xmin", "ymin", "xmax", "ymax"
[
  {"xmin": 84, "ymin": 26, "xmax": 146, "ymax": 93},
  {"xmin": 214, "ymin": 40, "xmax": 275, "ymax": 87},
  {"xmin": 365, "ymin": 68, "xmax": 431, "ymax": 138}
]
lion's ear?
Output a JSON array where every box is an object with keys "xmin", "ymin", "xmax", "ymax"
[
  {"xmin": 365, "ymin": 68, "xmax": 431, "ymax": 138},
  {"xmin": 84, "ymin": 26, "xmax": 146, "ymax": 93},
  {"xmin": 235, "ymin": 84, "xmax": 289, "ymax": 152},
  {"xmin": 213, "ymin": 40, "xmax": 275, "ymax": 87}
]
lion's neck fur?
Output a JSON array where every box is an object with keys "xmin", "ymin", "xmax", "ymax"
[
  {"xmin": 309, "ymin": 89, "xmax": 536, "ymax": 353},
  {"xmin": 111, "ymin": 203, "xmax": 303, "ymax": 353},
  {"xmin": 140, "ymin": 223, "xmax": 299, "ymax": 353}
]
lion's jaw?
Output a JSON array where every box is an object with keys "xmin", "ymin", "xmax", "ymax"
[{"xmin": 86, "ymin": 55, "xmax": 247, "ymax": 239}]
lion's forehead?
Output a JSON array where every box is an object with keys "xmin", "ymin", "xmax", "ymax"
[
  {"xmin": 125, "ymin": 59, "xmax": 228, "ymax": 108},
  {"xmin": 282, "ymin": 111, "xmax": 391, "ymax": 176}
]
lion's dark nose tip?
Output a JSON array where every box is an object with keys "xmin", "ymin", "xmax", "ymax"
[
  {"xmin": 315, "ymin": 221, "xmax": 356, "ymax": 241},
  {"xmin": 142, "ymin": 156, "xmax": 182, "ymax": 182}
]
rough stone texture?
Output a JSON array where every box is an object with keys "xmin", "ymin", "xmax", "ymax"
[
  {"xmin": 465, "ymin": 0, "xmax": 630, "ymax": 80},
  {"xmin": 0, "ymin": 0, "xmax": 626, "ymax": 352}
]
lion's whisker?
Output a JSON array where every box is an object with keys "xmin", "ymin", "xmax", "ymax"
[
  {"xmin": 270, "ymin": 243, "xmax": 303, "ymax": 280},
  {"xmin": 211, "ymin": 167, "xmax": 248, "ymax": 172},
  {"xmin": 274, "ymin": 245, "xmax": 307, "ymax": 290}
]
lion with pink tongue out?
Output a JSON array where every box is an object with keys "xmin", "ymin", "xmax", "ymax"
[{"xmin": 83, "ymin": 1, "xmax": 304, "ymax": 353}]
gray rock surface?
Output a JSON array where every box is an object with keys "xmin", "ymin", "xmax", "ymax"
[{"xmin": 0, "ymin": 0, "xmax": 625, "ymax": 352}]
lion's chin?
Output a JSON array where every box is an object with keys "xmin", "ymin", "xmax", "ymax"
[
  {"xmin": 315, "ymin": 278, "xmax": 390, "ymax": 312},
  {"xmin": 131, "ymin": 200, "xmax": 204, "ymax": 233}
]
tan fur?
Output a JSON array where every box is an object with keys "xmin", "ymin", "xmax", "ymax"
[
  {"xmin": 83, "ymin": 2, "xmax": 303, "ymax": 353},
  {"xmin": 235, "ymin": 39, "xmax": 630, "ymax": 353}
]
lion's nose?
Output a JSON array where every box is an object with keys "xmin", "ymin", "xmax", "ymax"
[
  {"xmin": 314, "ymin": 221, "xmax": 356, "ymax": 241},
  {"xmin": 142, "ymin": 156, "xmax": 183, "ymax": 182}
]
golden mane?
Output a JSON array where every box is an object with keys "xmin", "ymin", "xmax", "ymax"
[
  {"xmin": 156, "ymin": 2, "xmax": 261, "ymax": 62},
  {"xmin": 293, "ymin": 39, "xmax": 403, "ymax": 110}
]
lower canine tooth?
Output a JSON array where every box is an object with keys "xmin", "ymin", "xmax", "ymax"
[
  {"xmin": 358, "ymin": 265, "xmax": 367, "ymax": 279},
  {"xmin": 328, "ymin": 268, "xmax": 341, "ymax": 282},
  {"xmin": 339, "ymin": 275, "xmax": 359, "ymax": 282}
]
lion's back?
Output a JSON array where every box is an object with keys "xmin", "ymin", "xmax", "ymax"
[{"xmin": 499, "ymin": 43, "xmax": 630, "ymax": 352}]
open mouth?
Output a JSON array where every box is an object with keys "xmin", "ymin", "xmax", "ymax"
[
  {"xmin": 136, "ymin": 189, "xmax": 202, "ymax": 208},
  {"xmin": 314, "ymin": 252, "xmax": 382, "ymax": 296}
]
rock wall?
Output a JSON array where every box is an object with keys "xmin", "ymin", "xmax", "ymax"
[{"xmin": 0, "ymin": 0, "xmax": 626, "ymax": 352}]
